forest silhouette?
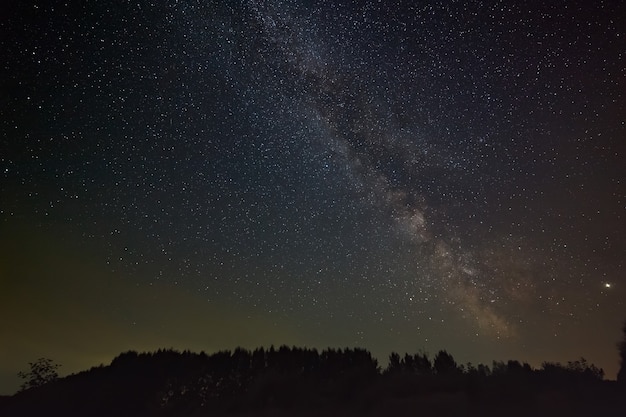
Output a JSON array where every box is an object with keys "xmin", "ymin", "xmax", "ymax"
[{"xmin": 2, "ymin": 333, "xmax": 626, "ymax": 417}]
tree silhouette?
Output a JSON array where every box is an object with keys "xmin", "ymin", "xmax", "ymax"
[
  {"xmin": 386, "ymin": 352, "xmax": 402, "ymax": 374},
  {"xmin": 618, "ymin": 321, "xmax": 626, "ymax": 383},
  {"xmin": 3, "ymin": 344, "xmax": 621, "ymax": 417},
  {"xmin": 433, "ymin": 350, "xmax": 459, "ymax": 375},
  {"xmin": 17, "ymin": 358, "xmax": 60, "ymax": 391},
  {"xmin": 413, "ymin": 352, "xmax": 432, "ymax": 375}
]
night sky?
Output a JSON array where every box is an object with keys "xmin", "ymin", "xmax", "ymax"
[{"xmin": 1, "ymin": 0, "xmax": 625, "ymax": 394}]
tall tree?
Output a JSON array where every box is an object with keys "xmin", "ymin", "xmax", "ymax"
[
  {"xmin": 413, "ymin": 353, "xmax": 432, "ymax": 375},
  {"xmin": 433, "ymin": 350, "xmax": 458, "ymax": 375},
  {"xmin": 386, "ymin": 352, "xmax": 401, "ymax": 374}
]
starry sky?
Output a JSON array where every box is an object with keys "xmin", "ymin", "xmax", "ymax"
[{"xmin": 1, "ymin": 0, "xmax": 625, "ymax": 394}]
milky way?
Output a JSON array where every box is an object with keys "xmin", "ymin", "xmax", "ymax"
[{"xmin": 1, "ymin": 0, "xmax": 625, "ymax": 392}]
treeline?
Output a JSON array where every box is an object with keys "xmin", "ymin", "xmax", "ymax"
[{"xmin": 2, "ymin": 346, "xmax": 625, "ymax": 417}]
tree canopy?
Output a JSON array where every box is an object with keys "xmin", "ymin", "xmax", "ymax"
[{"xmin": 17, "ymin": 358, "xmax": 60, "ymax": 391}]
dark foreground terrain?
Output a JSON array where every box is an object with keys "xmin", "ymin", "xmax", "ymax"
[{"xmin": 2, "ymin": 347, "xmax": 625, "ymax": 416}]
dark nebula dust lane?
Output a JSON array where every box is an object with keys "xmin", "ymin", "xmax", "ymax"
[{"xmin": 1, "ymin": 0, "xmax": 625, "ymax": 394}]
